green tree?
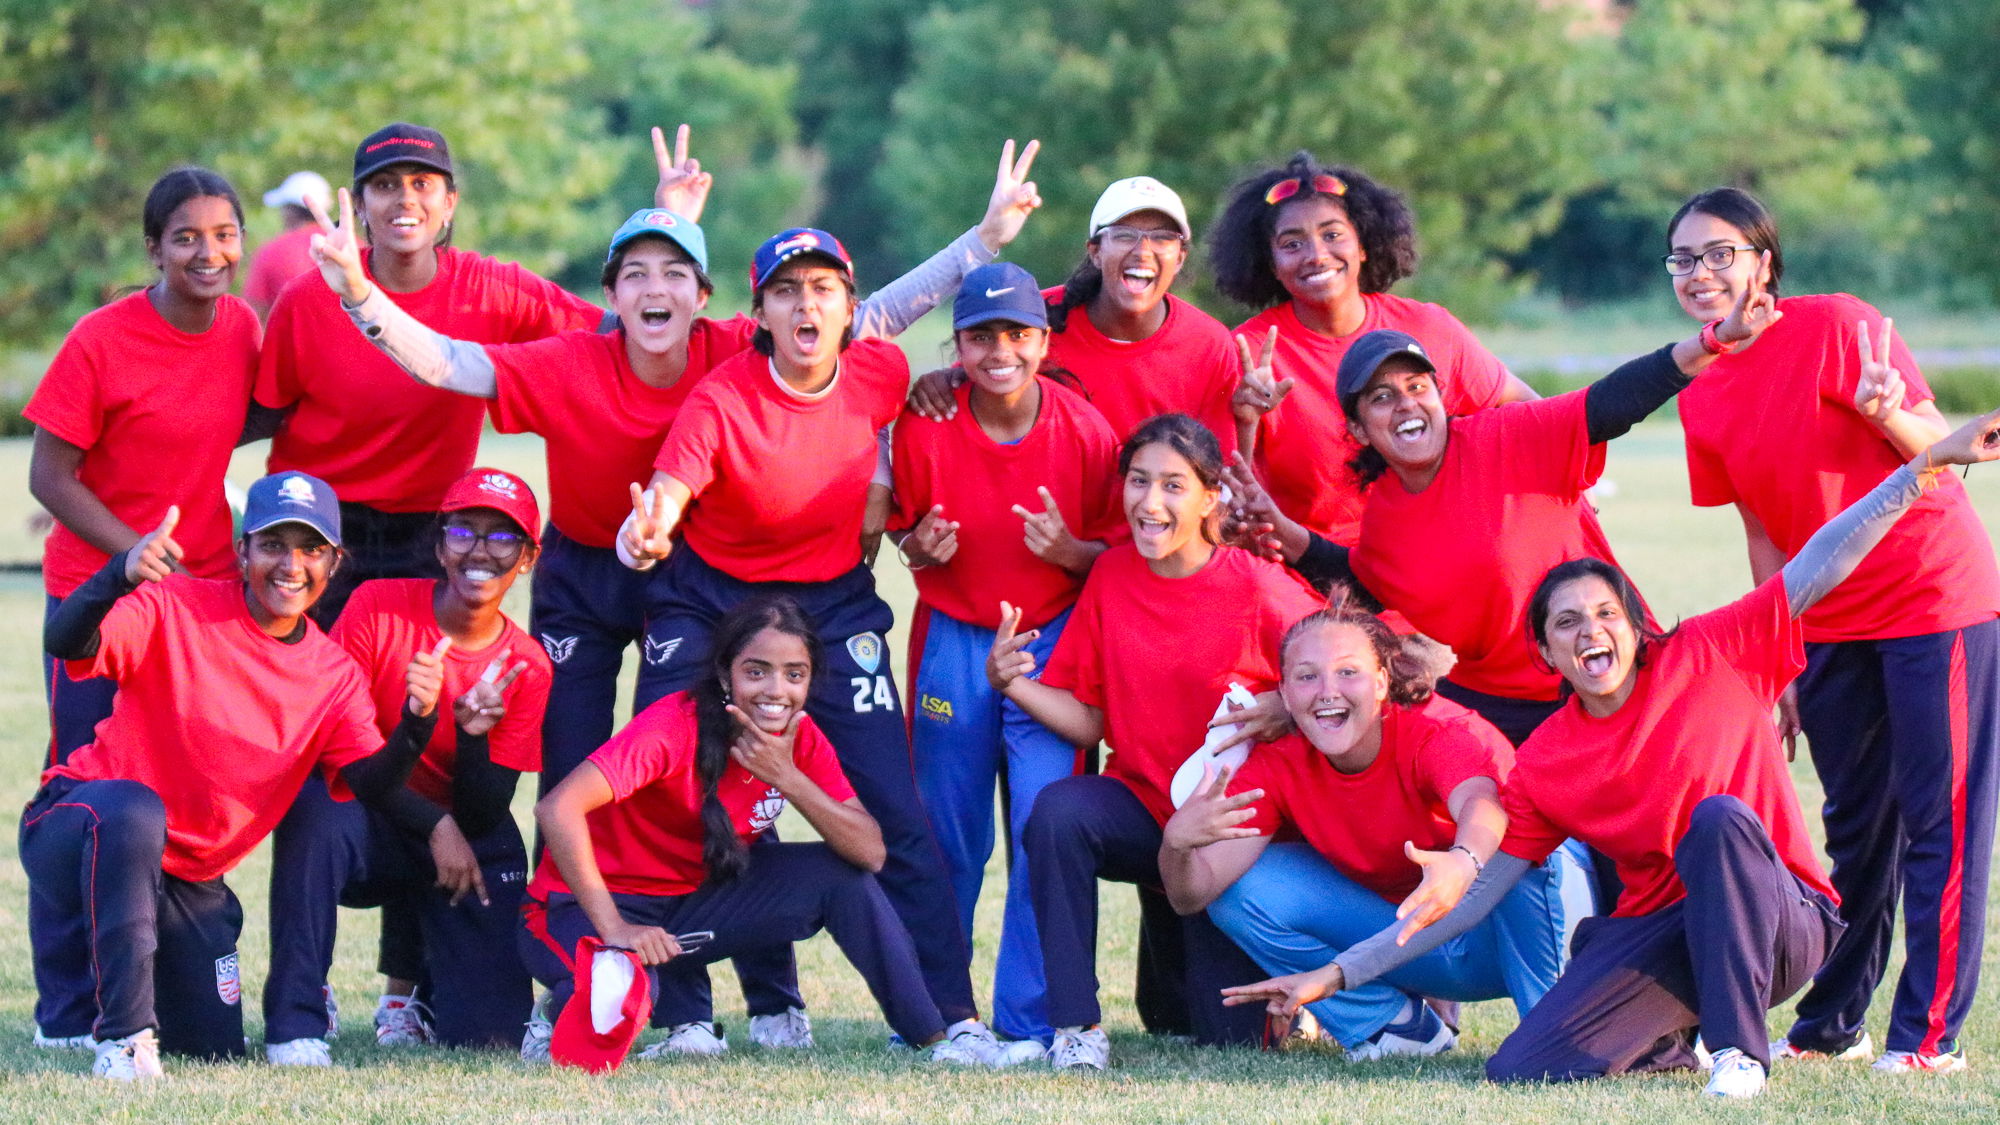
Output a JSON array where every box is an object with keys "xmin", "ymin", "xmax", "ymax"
[{"xmin": 1896, "ymin": 2, "xmax": 2000, "ymax": 304}]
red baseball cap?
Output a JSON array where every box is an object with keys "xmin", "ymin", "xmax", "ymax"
[
  {"xmin": 550, "ymin": 937, "xmax": 652, "ymax": 1073},
  {"xmin": 440, "ymin": 467, "xmax": 541, "ymax": 548}
]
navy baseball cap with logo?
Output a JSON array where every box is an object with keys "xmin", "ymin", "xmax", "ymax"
[
  {"xmin": 749, "ymin": 228, "xmax": 853, "ymax": 291},
  {"xmin": 1335, "ymin": 329, "xmax": 1437, "ymax": 418},
  {"xmin": 242, "ymin": 471, "xmax": 342, "ymax": 547},
  {"xmin": 952, "ymin": 262, "xmax": 1047, "ymax": 331},
  {"xmin": 353, "ymin": 122, "xmax": 454, "ymax": 184},
  {"xmin": 606, "ymin": 208, "xmax": 708, "ymax": 274}
]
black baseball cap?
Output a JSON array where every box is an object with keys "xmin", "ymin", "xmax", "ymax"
[
  {"xmin": 1335, "ymin": 330, "xmax": 1436, "ymax": 418},
  {"xmin": 353, "ymin": 123, "xmax": 454, "ymax": 184}
]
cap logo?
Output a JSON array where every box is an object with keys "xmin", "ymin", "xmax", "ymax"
[
  {"xmin": 1402, "ymin": 343, "xmax": 1429, "ymax": 361},
  {"xmin": 774, "ymin": 232, "xmax": 821, "ymax": 256},
  {"xmin": 276, "ymin": 475, "xmax": 318, "ymax": 507},
  {"xmin": 984, "ymin": 286, "xmax": 1016, "ymax": 298},
  {"xmin": 643, "ymin": 211, "xmax": 676, "ymax": 228},
  {"xmin": 478, "ymin": 472, "xmax": 520, "ymax": 499},
  {"xmin": 364, "ymin": 137, "xmax": 437, "ymax": 153}
]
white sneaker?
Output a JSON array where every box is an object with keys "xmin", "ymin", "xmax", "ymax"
[
  {"xmin": 266, "ymin": 1037, "xmax": 333, "ymax": 1067},
  {"xmin": 748, "ymin": 1006, "xmax": 814, "ymax": 1049},
  {"xmin": 1771, "ymin": 1032, "xmax": 1873, "ymax": 1063},
  {"xmin": 1703, "ymin": 1048, "xmax": 1766, "ymax": 1097},
  {"xmin": 322, "ymin": 984, "xmax": 340, "ymax": 1040},
  {"xmin": 1048, "ymin": 1025, "xmax": 1110, "ymax": 1071},
  {"xmin": 374, "ymin": 995, "xmax": 435, "ymax": 1047},
  {"xmin": 637, "ymin": 1021, "xmax": 728, "ymax": 1058},
  {"xmin": 1872, "ymin": 1047, "xmax": 1968, "ymax": 1074},
  {"xmin": 520, "ymin": 991, "xmax": 554, "ymax": 1064},
  {"xmin": 941, "ymin": 1019, "xmax": 1044, "ymax": 1068},
  {"xmin": 92, "ymin": 1029, "xmax": 164, "ymax": 1081},
  {"xmin": 1347, "ymin": 1001, "xmax": 1455, "ymax": 1062},
  {"xmin": 32, "ymin": 1027, "xmax": 96, "ymax": 1051}
]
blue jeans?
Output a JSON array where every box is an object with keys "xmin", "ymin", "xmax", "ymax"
[
  {"xmin": 910, "ymin": 606, "xmax": 1077, "ymax": 1042},
  {"xmin": 1209, "ymin": 841, "xmax": 1596, "ymax": 1047}
]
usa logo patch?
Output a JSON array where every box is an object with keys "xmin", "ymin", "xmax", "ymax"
[
  {"xmin": 846, "ymin": 632, "xmax": 882, "ymax": 675},
  {"xmin": 215, "ymin": 952, "xmax": 241, "ymax": 1006}
]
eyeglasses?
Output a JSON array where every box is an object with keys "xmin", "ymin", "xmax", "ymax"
[
  {"xmin": 1097, "ymin": 226, "xmax": 1188, "ymax": 251},
  {"xmin": 1263, "ymin": 173, "xmax": 1347, "ymax": 207},
  {"xmin": 1662, "ymin": 244, "xmax": 1758, "ymax": 276},
  {"xmin": 441, "ymin": 525, "xmax": 528, "ymax": 557}
]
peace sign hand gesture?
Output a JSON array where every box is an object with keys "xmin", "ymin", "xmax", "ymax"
[
  {"xmin": 976, "ymin": 139, "xmax": 1042, "ymax": 252},
  {"xmin": 306, "ymin": 187, "xmax": 371, "ymax": 305},
  {"xmin": 1854, "ymin": 318, "xmax": 1908, "ymax": 422},
  {"xmin": 1161, "ymin": 763, "xmax": 1264, "ymax": 853},
  {"xmin": 1232, "ymin": 328, "xmax": 1293, "ymax": 423},
  {"xmin": 1013, "ymin": 487, "xmax": 1090, "ymax": 572},
  {"xmin": 405, "ymin": 637, "xmax": 452, "ymax": 718},
  {"xmin": 453, "ymin": 656, "xmax": 530, "ymax": 737},
  {"xmin": 901, "ymin": 505, "xmax": 959, "ymax": 569},
  {"xmin": 621, "ymin": 481, "xmax": 675, "ymax": 565},
  {"xmin": 124, "ymin": 506, "xmax": 183, "ymax": 585},
  {"xmin": 985, "ymin": 601, "xmax": 1041, "ymax": 691},
  {"xmin": 1713, "ymin": 250, "xmax": 1781, "ymax": 346},
  {"xmin": 651, "ymin": 124, "xmax": 713, "ymax": 222}
]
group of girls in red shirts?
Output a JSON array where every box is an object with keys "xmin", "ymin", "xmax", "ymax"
[{"xmin": 18, "ymin": 121, "xmax": 1999, "ymax": 1102}]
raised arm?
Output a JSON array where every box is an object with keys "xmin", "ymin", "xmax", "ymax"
[
  {"xmin": 1586, "ymin": 261, "xmax": 1782, "ymax": 444},
  {"xmin": 615, "ymin": 474, "xmax": 696, "ymax": 571},
  {"xmin": 1158, "ymin": 764, "xmax": 1271, "ymax": 914}
]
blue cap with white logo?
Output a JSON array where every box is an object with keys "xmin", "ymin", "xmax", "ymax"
[
  {"xmin": 749, "ymin": 228, "xmax": 853, "ymax": 291},
  {"xmin": 242, "ymin": 471, "xmax": 342, "ymax": 547},
  {"xmin": 952, "ymin": 262, "xmax": 1047, "ymax": 331},
  {"xmin": 606, "ymin": 208, "xmax": 708, "ymax": 273}
]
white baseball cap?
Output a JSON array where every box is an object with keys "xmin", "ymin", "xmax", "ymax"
[
  {"xmin": 263, "ymin": 170, "xmax": 332, "ymax": 212},
  {"xmin": 1088, "ymin": 176, "xmax": 1192, "ymax": 240}
]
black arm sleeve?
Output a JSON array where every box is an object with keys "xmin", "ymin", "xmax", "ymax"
[
  {"xmin": 46, "ymin": 549, "xmax": 140, "ymax": 660},
  {"xmin": 340, "ymin": 708, "xmax": 439, "ymax": 804},
  {"xmin": 448, "ymin": 729, "xmax": 521, "ymax": 839},
  {"xmin": 1290, "ymin": 533, "xmax": 1383, "ymax": 609},
  {"xmin": 1583, "ymin": 344, "xmax": 1691, "ymax": 445},
  {"xmin": 238, "ymin": 402, "xmax": 289, "ymax": 447}
]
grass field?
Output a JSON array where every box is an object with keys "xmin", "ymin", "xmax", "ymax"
[{"xmin": 0, "ymin": 423, "xmax": 1996, "ymax": 1122}]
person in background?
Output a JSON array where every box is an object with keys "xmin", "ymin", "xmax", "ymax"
[{"xmin": 244, "ymin": 170, "xmax": 333, "ymax": 321}]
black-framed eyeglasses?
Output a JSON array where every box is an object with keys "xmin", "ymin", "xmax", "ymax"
[
  {"xmin": 441, "ymin": 525, "xmax": 528, "ymax": 557},
  {"xmin": 1097, "ymin": 226, "xmax": 1188, "ymax": 251},
  {"xmin": 1662, "ymin": 244, "xmax": 1758, "ymax": 276}
]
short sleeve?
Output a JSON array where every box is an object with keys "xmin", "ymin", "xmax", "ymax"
[
  {"xmin": 486, "ymin": 650, "xmax": 552, "ymax": 773},
  {"xmin": 1413, "ymin": 710, "xmax": 1512, "ymax": 804},
  {"xmin": 67, "ymin": 581, "xmax": 166, "ymax": 681},
  {"xmin": 493, "ymin": 261, "xmax": 604, "ymax": 340},
  {"xmin": 1489, "ymin": 389, "xmax": 1602, "ymax": 496},
  {"xmin": 1685, "ymin": 574, "xmax": 1804, "ymax": 706},
  {"xmin": 1496, "ymin": 775, "xmax": 1565, "ymax": 866},
  {"xmin": 794, "ymin": 719, "xmax": 856, "ymax": 804},
  {"xmin": 1817, "ymin": 300, "xmax": 1935, "ymax": 411},
  {"xmin": 316, "ymin": 668, "xmax": 390, "ymax": 797},
  {"xmin": 1434, "ymin": 307, "xmax": 1508, "ymax": 413},
  {"xmin": 487, "ymin": 334, "xmax": 580, "ymax": 436},
  {"xmin": 254, "ymin": 286, "xmax": 309, "ymax": 409},
  {"xmin": 1077, "ymin": 412, "xmax": 1125, "ymax": 542},
  {"xmin": 888, "ymin": 409, "xmax": 929, "ymax": 533},
  {"xmin": 654, "ymin": 383, "xmax": 728, "ymax": 495},
  {"xmin": 588, "ymin": 712, "xmax": 676, "ymax": 802},
  {"xmin": 1683, "ymin": 417, "xmax": 1738, "ymax": 508},
  {"xmin": 328, "ymin": 583, "xmax": 383, "ymax": 668},
  {"xmin": 24, "ymin": 328, "xmax": 107, "ymax": 450},
  {"xmin": 1040, "ymin": 574, "xmax": 1107, "ymax": 708},
  {"xmin": 1224, "ymin": 751, "xmax": 1284, "ymax": 837}
]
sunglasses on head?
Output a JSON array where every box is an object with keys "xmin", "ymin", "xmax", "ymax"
[{"xmin": 1264, "ymin": 173, "xmax": 1348, "ymax": 207}]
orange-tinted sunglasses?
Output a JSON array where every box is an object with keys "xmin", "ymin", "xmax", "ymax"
[{"xmin": 1263, "ymin": 173, "xmax": 1347, "ymax": 207}]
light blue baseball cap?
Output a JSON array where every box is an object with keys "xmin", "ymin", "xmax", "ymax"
[{"xmin": 606, "ymin": 208, "xmax": 708, "ymax": 273}]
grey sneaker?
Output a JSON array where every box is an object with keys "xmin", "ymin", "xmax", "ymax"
[
  {"xmin": 265, "ymin": 1037, "xmax": 332, "ymax": 1067},
  {"xmin": 637, "ymin": 1021, "xmax": 728, "ymax": 1058},
  {"xmin": 93, "ymin": 1030, "xmax": 164, "ymax": 1081},
  {"xmin": 1048, "ymin": 1025, "xmax": 1109, "ymax": 1071},
  {"xmin": 520, "ymin": 991, "xmax": 554, "ymax": 1064},
  {"xmin": 374, "ymin": 995, "xmax": 435, "ymax": 1047},
  {"xmin": 748, "ymin": 1006, "xmax": 814, "ymax": 1049}
]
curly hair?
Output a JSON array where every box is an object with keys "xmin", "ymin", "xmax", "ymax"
[
  {"xmin": 1279, "ymin": 586, "xmax": 1436, "ymax": 706},
  {"xmin": 1209, "ymin": 152, "xmax": 1418, "ymax": 309}
]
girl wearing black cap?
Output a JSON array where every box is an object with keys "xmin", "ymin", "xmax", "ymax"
[{"xmin": 1209, "ymin": 153, "xmax": 1538, "ymax": 547}]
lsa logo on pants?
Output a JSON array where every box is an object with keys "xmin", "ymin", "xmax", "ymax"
[
  {"xmin": 215, "ymin": 952, "xmax": 241, "ymax": 1006},
  {"xmin": 920, "ymin": 694, "xmax": 954, "ymax": 722}
]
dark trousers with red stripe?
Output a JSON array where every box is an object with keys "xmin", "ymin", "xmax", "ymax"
[
  {"xmin": 19, "ymin": 776, "xmax": 248, "ymax": 1058},
  {"xmin": 43, "ymin": 594, "xmax": 117, "ymax": 766},
  {"xmin": 517, "ymin": 843, "xmax": 944, "ymax": 1045},
  {"xmin": 1783, "ymin": 619, "xmax": 2000, "ymax": 1057},
  {"xmin": 1487, "ymin": 796, "xmax": 1842, "ymax": 1081}
]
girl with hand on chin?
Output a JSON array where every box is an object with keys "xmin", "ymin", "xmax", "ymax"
[
  {"xmin": 985, "ymin": 414, "xmax": 1322, "ymax": 1071},
  {"xmin": 262, "ymin": 468, "xmax": 552, "ymax": 1063},
  {"xmin": 1209, "ymin": 152, "xmax": 1538, "ymax": 547},
  {"xmin": 1158, "ymin": 600, "xmax": 1592, "ymax": 1062},
  {"xmin": 21, "ymin": 473, "xmax": 456, "ymax": 1080},
  {"xmin": 889, "ymin": 262, "xmax": 1122, "ymax": 1044},
  {"xmin": 521, "ymin": 595, "xmax": 1003, "ymax": 1067},
  {"xmin": 1223, "ymin": 409, "xmax": 2000, "ymax": 1099}
]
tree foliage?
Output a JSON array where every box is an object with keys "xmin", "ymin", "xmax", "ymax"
[{"xmin": 1896, "ymin": 2, "xmax": 2000, "ymax": 304}]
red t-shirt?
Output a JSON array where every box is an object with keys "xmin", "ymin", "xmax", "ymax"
[
  {"xmin": 890, "ymin": 378, "xmax": 1122, "ymax": 630},
  {"xmin": 243, "ymin": 226, "xmax": 319, "ymax": 316},
  {"xmin": 50, "ymin": 576, "xmax": 383, "ymax": 882},
  {"xmin": 528, "ymin": 692, "xmax": 857, "ymax": 898},
  {"xmin": 25, "ymin": 292, "xmax": 258, "ymax": 596},
  {"xmin": 489, "ymin": 317, "xmax": 758, "ymax": 547},
  {"xmin": 1042, "ymin": 545, "xmax": 1323, "ymax": 824},
  {"xmin": 657, "ymin": 341, "xmax": 909, "ymax": 583},
  {"xmin": 1229, "ymin": 695, "xmax": 1514, "ymax": 901},
  {"xmin": 1352, "ymin": 391, "xmax": 1622, "ymax": 701},
  {"xmin": 1680, "ymin": 293, "xmax": 2000, "ymax": 642},
  {"xmin": 330, "ymin": 579, "xmax": 551, "ymax": 807},
  {"xmin": 1043, "ymin": 290, "xmax": 1240, "ymax": 459},
  {"xmin": 1239, "ymin": 294, "xmax": 1511, "ymax": 545},
  {"xmin": 255, "ymin": 246, "xmax": 602, "ymax": 511},
  {"xmin": 1500, "ymin": 576, "xmax": 1836, "ymax": 917}
]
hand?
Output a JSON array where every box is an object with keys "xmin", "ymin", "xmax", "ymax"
[
  {"xmin": 1919, "ymin": 406, "xmax": 2000, "ymax": 470},
  {"xmin": 453, "ymin": 656, "xmax": 529, "ymax": 737},
  {"xmin": 429, "ymin": 815, "xmax": 488, "ymax": 907},
  {"xmin": 651, "ymin": 124, "xmax": 712, "ymax": 222},
  {"xmin": 907, "ymin": 366, "xmax": 966, "ymax": 421},
  {"xmin": 725, "ymin": 705, "xmax": 804, "ymax": 788},
  {"xmin": 861, "ymin": 482, "xmax": 892, "ymax": 567},
  {"xmin": 1853, "ymin": 318, "xmax": 1907, "ymax": 423},
  {"xmin": 306, "ymin": 188, "xmax": 371, "ymax": 304},
  {"xmin": 901, "ymin": 505, "xmax": 960, "ymax": 568},
  {"xmin": 985, "ymin": 601, "xmax": 1040, "ymax": 691},
  {"xmin": 1013, "ymin": 487, "xmax": 1089, "ymax": 572},
  {"xmin": 1394, "ymin": 842, "xmax": 1478, "ymax": 944},
  {"xmin": 1220, "ymin": 963, "xmax": 1342, "ymax": 1019},
  {"xmin": 975, "ymin": 139, "xmax": 1042, "ymax": 252},
  {"xmin": 1220, "ymin": 454, "xmax": 1290, "ymax": 561},
  {"xmin": 124, "ymin": 506, "xmax": 183, "ymax": 584},
  {"xmin": 600, "ymin": 920, "xmax": 682, "ymax": 966},
  {"xmin": 1162, "ymin": 763, "xmax": 1263, "ymax": 851},
  {"xmin": 1775, "ymin": 684, "xmax": 1802, "ymax": 762},
  {"xmin": 405, "ymin": 636, "xmax": 451, "ymax": 718},
  {"xmin": 1231, "ymin": 328, "xmax": 1293, "ymax": 423},
  {"xmin": 621, "ymin": 481, "xmax": 675, "ymax": 564},
  {"xmin": 1713, "ymin": 251, "xmax": 1781, "ymax": 346},
  {"xmin": 1204, "ymin": 689, "xmax": 1292, "ymax": 753}
]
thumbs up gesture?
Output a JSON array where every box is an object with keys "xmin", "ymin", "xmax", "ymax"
[
  {"xmin": 124, "ymin": 506, "xmax": 183, "ymax": 585},
  {"xmin": 405, "ymin": 636, "xmax": 452, "ymax": 718}
]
